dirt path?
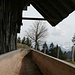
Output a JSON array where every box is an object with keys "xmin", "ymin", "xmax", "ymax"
[{"xmin": 0, "ymin": 50, "xmax": 42, "ymax": 75}]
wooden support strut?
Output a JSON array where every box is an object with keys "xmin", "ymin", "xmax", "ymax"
[
  {"xmin": 22, "ymin": 17, "xmax": 46, "ymax": 20},
  {"xmin": 22, "ymin": 17, "xmax": 58, "ymax": 21}
]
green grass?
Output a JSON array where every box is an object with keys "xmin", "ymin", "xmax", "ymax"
[{"xmin": 17, "ymin": 43, "xmax": 31, "ymax": 49}]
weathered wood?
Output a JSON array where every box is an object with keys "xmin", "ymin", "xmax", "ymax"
[{"xmin": 0, "ymin": 0, "xmax": 75, "ymax": 54}]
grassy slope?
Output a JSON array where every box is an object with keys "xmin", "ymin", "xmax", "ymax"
[{"xmin": 17, "ymin": 43, "xmax": 31, "ymax": 49}]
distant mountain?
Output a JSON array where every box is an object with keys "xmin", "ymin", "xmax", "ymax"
[
  {"xmin": 41, "ymin": 42, "xmax": 72, "ymax": 59},
  {"xmin": 46, "ymin": 42, "xmax": 72, "ymax": 52},
  {"xmin": 59, "ymin": 46, "xmax": 72, "ymax": 60},
  {"xmin": 60, "ymin": 45, "xmax": 71, "ymax": 52},
  {"xmin": 58, "ymin": 42, "xmax": 73, "ymax": 52},
  {"xmin": 66, "ymin": 51, "xmax": 72, "ymax": 59},
  {"xmin": 41, "ymin": 41, "xmax": 73, "ymax": 52},
  {"xmin": 59, "ymin": 44, "xmax": 72, "ymax": 60}
]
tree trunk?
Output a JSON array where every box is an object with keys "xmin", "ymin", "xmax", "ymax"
[{"xmin": 35, "ymin": 40, "xmax": 37, "ymax": 50}]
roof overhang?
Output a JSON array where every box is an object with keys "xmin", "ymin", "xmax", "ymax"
[
  {"xmin": 30, "ymin": 0, "xmax": 75, "ymax": 26},
  {"xmin": 12, "ymin": 0, "xmax": 75, "ymax": 26}
]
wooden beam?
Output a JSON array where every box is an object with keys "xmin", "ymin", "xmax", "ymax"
[
  {"xmin": 22, "ymin": 17, "xmax": 46, "ymax": 20},
  {"xmin": 22, "ymin": 17, "xmax": 58, "ymax": 21}
]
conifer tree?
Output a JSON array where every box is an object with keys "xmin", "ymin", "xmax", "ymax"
[
  {"xmin": 22, "ymin": 37, "xmax": 25, "ymax": 44},
  {"xmin": 48, "ymin": 42, "xmax": 55, "ymax": 56},
  {"xmin": 25, "ymin": 37, "xmax": 31, "ymax": 47},
  {"xmin": 41, "ymin": 42, "xmax": 48, "ymax": 54}
]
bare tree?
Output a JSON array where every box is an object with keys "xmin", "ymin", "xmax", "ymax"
[{"xmin": 25, "ymin": 21, "xmax": 48, "ymax": 50}]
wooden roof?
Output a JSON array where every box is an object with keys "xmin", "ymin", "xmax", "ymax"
[
  {"xmin": 11, "ymin": 0, "xmax": 75, "ymax": 26},
  {"xmin": 31, "ymin": 0, "xmax": 75, "ymax": 26}
]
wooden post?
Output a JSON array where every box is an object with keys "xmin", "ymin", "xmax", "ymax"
[
  {"xmin": 72, "ymin": 45, "xmax": 75, "ymax": 62},
  {"xmin": 57, "ymin": 47, "xmax": 60, "ymax": 59}
]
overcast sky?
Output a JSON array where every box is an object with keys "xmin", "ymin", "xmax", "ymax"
[{"xmin": 18, "ymin": 4, "xmax": 75, "ymax": 50}]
